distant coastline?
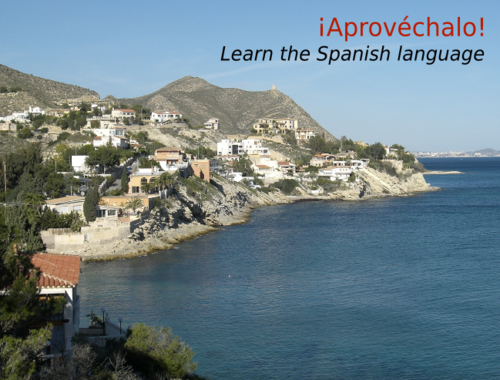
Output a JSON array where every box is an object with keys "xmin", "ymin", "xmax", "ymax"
[{"xmin": 423, "ymin": 170, "xmax": 464, "ymax": 175}]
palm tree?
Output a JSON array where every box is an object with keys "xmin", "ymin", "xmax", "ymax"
[
  {"xmin": 141, "ymin": 182, "xmax": 153, "ymax": 194},
  {"xmin": 154, "ymin": 172, "xmax": 176, "ymax": 193},
  {"xmin": 124, "ymin": 197, "xmax": 143, "ymax": 215}
]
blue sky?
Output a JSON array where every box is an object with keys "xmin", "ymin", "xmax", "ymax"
[{"xmin": 1, "ymin": 0, "xmax": 498, "ymax": 152}]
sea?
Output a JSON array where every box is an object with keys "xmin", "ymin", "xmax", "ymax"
[{"xmin": 79, "ymin": 158, "xmax": 500, "ymax": 379}]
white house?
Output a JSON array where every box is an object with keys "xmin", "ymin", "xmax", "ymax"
[
  {"xmin": 28, "ymin": 106, "xmax": 46, "ymax": 116},
  {"xmin": 150, "ymin": 111, "xmax": 182, "ymax": 122},
  {"xmin": 217, "ymin": 139, "xmax": 243, "ymax": 156},
  {"xmin": 71, "ymin": 155, "xmax": 91, "ymax": 173},
  {"xmin": 318, "ymin": 166, "xmax": 353, "ymax": 181},
  {"xmin": 93, "ymin": 135, "xmax": 129, "ymax": 149},
  {"xmin": 242, "ymin": 139, "xmax": 269, "ymax": 155},
  {"xmin": 92, "ymin": 127, "xmax": 126, "ymax": 138},
  {"xmin": 204, "ymin": 118, "xmax": 219, "ymax": 130},
  {"xmin": 295, "ymin": 129, "xmax": 315, "ymax": 142},
  {"xmin": 111, "ymin": 108, "xmax": 136, "ymax": 119},
  {"xmin": 351, "ymin": 159, "xmax": 370, "ymax": 169}
]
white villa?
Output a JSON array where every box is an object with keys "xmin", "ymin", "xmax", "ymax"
[
  {"xmin": 217, "ymin": 138, "xmax": 270, "ymax": 156},
  {"xmin": 242, "ymin": 139, "xmax": 269, "ymax": 155},
  {"xmin": 318, "ymin": 166, "xmax": 353, "ymax": 181},
  {"xmin": 295, "ymin": 129, "xmax": 316, "ymax": 142},
  {"xmin": 204, "ymin": 118, "xmax": 219, "ymax": 130},
  {"xmin": 93, "ymin": 135, "xmax": 129, "ymax": 149},
  {"xmin": 0, "ymin": 107, "xmax": 43, "ymax": 122},
  {"xmin": 150, "ymin": 111, "xmax": 182, "ymax": 122},
  {"xmin": 111, "ymin": 108, "xmax": 136, "ymax": 119},
  {"xmin": 91, "ymin": 127, "xmax": 126, "ymax": 138},
  {"xmin": 71, "ymin": 155, "xmax": 91, "ymax": 173},
  {"xmin": 217, "ymin": 139, "xmax": 243, "ymax": 156}
]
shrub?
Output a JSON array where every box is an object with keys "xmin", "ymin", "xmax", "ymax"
[
  {"xmin": 314, "ymin": 177, "xmax": 342, "ymax": 192},
  {"xmin": 271, "ymin": 179, "xmax": 299, "ymax": 195},
  {"xmin": 17, "ymin": 127, "xmax": 32, "ymax": 139},
  {"xmin": 124, "ymin": 323, "xmax": 196, "ymax": 378}
]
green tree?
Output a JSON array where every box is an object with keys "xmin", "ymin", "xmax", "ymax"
[
  {"xmin": 271, "ymin": 179, "xmax": 299, "ymax": 195},
  {"xmin": 121, "ymin": 168, "xmax": 128, "ymax": 193},
  {"xmin": 44, "ymin": 172, "xmax": 65, "ymax": 198},
  {"xmin": 86, "ymin": 145, "xmax": 121, "ymax": 174},
  {"xmin": 0, "ymin": 205, "xmax": 65, "ymax": 380},
  {"xmin": 124, "ymin": 323, "xmax": 196, "ymax": 379},
  {"xmin": 365, "ymin": 142, "xmax": 386, "ymax": 160},
  {"xmin": 17, "ymin": 127, "xmax": 33, "ymax": 139},
  {"xmin": 84, "ymin": 184, "xmax": 99, "ymax": 222}
]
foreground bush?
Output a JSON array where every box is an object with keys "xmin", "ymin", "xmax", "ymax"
[{"xmin": 125, "ymin": 323, "xmax": 197, "ymax": 379}]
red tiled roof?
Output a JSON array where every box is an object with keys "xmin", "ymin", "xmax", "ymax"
[
  {"xmin": 94, "ymin": 136, "xmax": 102, "ymax": 140},
  {"xmin": 278, "ymin": 161, "xmax": 290, "ymax": 165},
  {"xmin": 31, "ymin": 254, "xmax": 80, "ymax": 288},
  {"xmin": 256, "ymin": 165, "xmax": 271, "ymax": 169}
]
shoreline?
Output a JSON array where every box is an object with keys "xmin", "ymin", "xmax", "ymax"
[{"xmin": 79, "ymin": 186, "xmax": 439, "ymax": 263}]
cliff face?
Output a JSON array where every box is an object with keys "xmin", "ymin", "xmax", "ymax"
[{"xmin": 331, "ymin": 168, "xmax": 436, "ymax": 201}]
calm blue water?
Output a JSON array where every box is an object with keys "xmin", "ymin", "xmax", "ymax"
[{"xmin": 79, "ymin": 158, "xmax": 500, "ymax": 379}]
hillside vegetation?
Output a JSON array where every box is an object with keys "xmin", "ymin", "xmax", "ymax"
[
  {"xmin": 118, "ymin": 76, "xmax": 336, "ymax": 139},
  {"xmin": 0, "ymin": 64, "xmax": 99, "ymax": 116}
]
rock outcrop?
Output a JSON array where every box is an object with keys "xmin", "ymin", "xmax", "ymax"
[{"xmin": 330, "ymin": 168, "xmax": 437, "ymax": 201}]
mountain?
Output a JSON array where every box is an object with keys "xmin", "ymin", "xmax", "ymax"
[
  {"xmin": 467, "ymin": 148, "xmax": 500, "ymax": 156},
  {"xmin": 0, "ymin": 64, "xmax": 99, "ymax": 116},
  {"xmin": 118, "ymin": 76, "xmax": 335, "ymax": 139}
]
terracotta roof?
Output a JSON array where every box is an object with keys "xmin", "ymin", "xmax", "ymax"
[
  {"xmin": 31, "ymin": 254, "xmax": 80, "ymax": 288},
  {"xmin": 94, "ymin": 136, "xmax": 102, "ymax": 140},
  {"xmin": 46, "ymin": 196, "xmax": 84, "ymax": 204},
  {"xmin": 278, "ymin": 161, "xmax": 290, "ymax": 166},
  {"xmin": 256, "ymin": 165, "xmax": 271, "ymax": 169}
]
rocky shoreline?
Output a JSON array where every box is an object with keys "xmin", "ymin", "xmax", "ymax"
[{"xmin": 49, "ymin": 169, "xmax": 438, "ymax": 262}]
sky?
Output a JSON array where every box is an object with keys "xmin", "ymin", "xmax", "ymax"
[{"xmin": 1, "ymin": 0, "xmax": 498, "ymax": 152}]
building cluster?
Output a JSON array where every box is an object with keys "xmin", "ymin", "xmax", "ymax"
[
  {"xmin": 251, "ymin": 117, "xmax": 316, "ymax": 143},
  {"xmin": 0, "ymin": 106, "xmax": 45, "ymax": 123}
]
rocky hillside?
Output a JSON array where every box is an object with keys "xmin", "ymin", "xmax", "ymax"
[
  {"xmin": 0, "ymin": 64, "xmax": 99, "ymax": 116},
  {"xmin": 118, "ymin": 76, "xmax": 336, "ymax": 139}
]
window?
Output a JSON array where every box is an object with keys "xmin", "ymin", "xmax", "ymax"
[
  {"xmin": 73, "ymin": 205, "xmax": 82, "ymax": 212},
  {"xmin": 108, "ymin": 210, "xmax": 116, "ymax": 216},
  {"xmin": 59, "ymin": 206, "xmax": 68, "ymax": 213}
]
